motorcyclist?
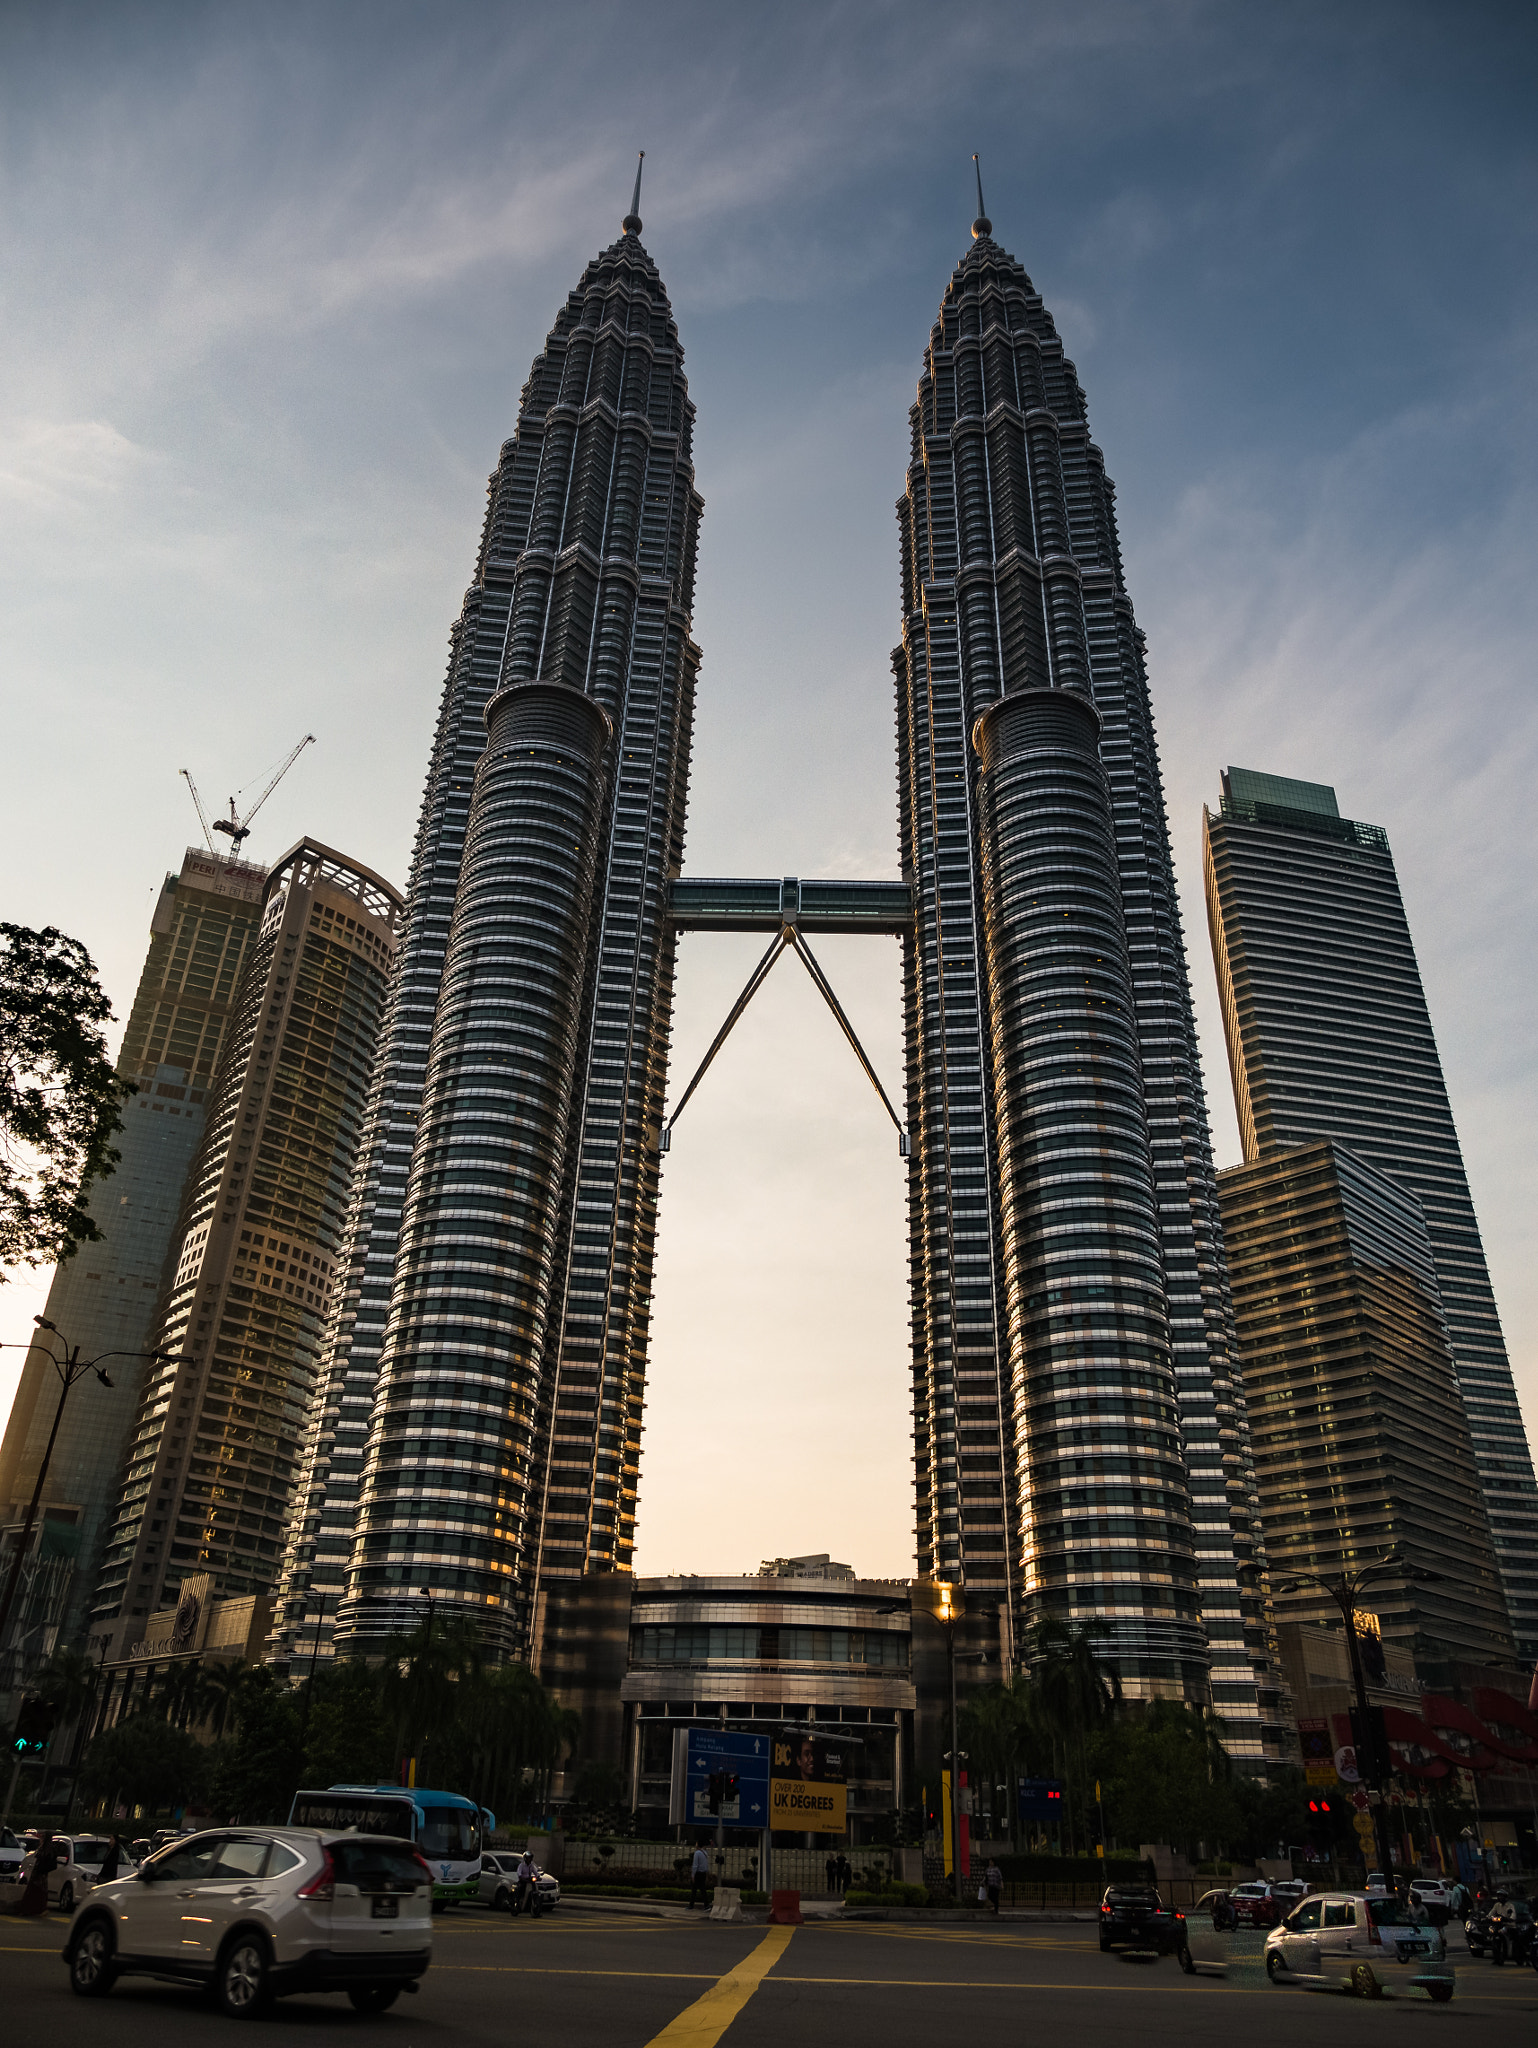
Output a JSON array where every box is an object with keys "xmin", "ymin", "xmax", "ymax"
[{"xmin": 513, "ymin": 1851, "xmax": 535, "ymax": 1916}]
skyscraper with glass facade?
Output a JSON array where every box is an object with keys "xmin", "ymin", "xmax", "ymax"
[
  {"xmin": 1204, "ymin": 765, "xmax": 1536, "ymax": 1660},
  {"xmin": 276, "ymin": 199, "xmax": 701, "ymax": 1666},
  {"xmin": 0, "ymin": 847, "xmax": 266, "ymax": 1661},
  {"xmin": 90, "ymin": 840, "xmax": 401, "ymax": 1636},
  {"xmin": 894, "ymin": 207, "xmax": 1278, "ymax": 1757},
  {"xmin": 1219, "ymin": 1138, "xmax": 1513, "ymax": 1675}
]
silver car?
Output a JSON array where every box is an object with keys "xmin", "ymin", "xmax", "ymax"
[
  {"xmin": 62, "ymin": 1827, "xmax": 433, "ymax": 2018},
  {"xmin": 1264, "ymin": 1890, "xmax": 1454, "ymax": 2001},
  {"xmin": 478, "ymin": 1851, "xmax": 560, "ymax": 1912}
]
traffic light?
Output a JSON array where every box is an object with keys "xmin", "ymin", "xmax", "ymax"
[
  {"xmin": 1307, "ymin": 1797, "xmax": 1334, "ymax": 1816},
  {"xmin": 11, "ymin": 1693, "xmax": 56, "ymax": 1756},
  {"xmin": 707, "ymin": 1771, "xmax": 723, "ymax": 1814},
  {"xmin": 724, "ymin": 1771, "xmax": 739, "ymax": 1804}
]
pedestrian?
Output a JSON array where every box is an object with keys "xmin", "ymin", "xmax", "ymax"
[
  {"xmin": 96, "ymin": 1832, "xmax": 122, "ymax": 1886},
  {"xmin": 689, "ymin": 1841, "xmax": 711, "ymax": 1909},
  {"xmin": 8, "ymin": 1832, "xmax": 56, "ymax": 1917},
  {"xmin": 985, "ymin": 1858, "xmax": 1003, "ymax": 1916},
  {"xmin": 836, "ymin": 1852, "xmax": 851, "ymax": 1896},
  {"xmin": 826, "ymin": 1850, "xmax": 838, "ymax": 1895}
]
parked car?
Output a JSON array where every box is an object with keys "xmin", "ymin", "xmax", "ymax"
[
  {"xmin": 1264, "ymin": 1892, "xmax": 1452, "ymax": 2001},
  {"xmin": 0, "ymin": 1827, "xmax": 24, "ymax": 1884},
  {"xmin": 1098, "ymin": 1886, "xmax": 1192, "ymax": 1967},
  {"xmin": 62, "ymin": 1827, "xmax": 434, "ymax": 2016},
  {"xmin": 478, "ymin": 1853, "xmax": 559, "ymax": 1913},
  {"xmin": 1228, "ymin": 1881, "xmax": 1280, "ymax": 1928}
]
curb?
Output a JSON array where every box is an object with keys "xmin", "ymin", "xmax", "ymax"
[{"xmin": 559, "ymin": 1897, "xmax": 694, "ymax": 1920}]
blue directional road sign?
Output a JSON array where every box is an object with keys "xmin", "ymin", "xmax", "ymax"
[{"xmin": 669, "ymin": 1728, "xmax": 771, "ymax": 1828}]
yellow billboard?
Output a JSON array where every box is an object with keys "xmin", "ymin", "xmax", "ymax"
[{"xmin": 770, "ymin": 1731, "xmax": 848, "ymax": 1836}]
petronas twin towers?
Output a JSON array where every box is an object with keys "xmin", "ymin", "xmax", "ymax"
[{"xmin": 275, "ymin": 175, "xmax": 1277, "ymax": 1761}]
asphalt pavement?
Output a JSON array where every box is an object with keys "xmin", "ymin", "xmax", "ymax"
[{"xmin": 3, "ymin": 1903, "xmax": 1536, "ymax": 2046}]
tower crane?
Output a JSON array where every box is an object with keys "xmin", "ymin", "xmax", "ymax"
[{"xmin": 179, "ymin": 734, "xmax": 316, "ymax": 860}]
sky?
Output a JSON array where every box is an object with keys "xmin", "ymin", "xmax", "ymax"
[{"xmin": 1, "ymin": 0, "xmax": 1534, "ymax": 1586}]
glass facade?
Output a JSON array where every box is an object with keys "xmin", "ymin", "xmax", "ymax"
[
  {"xmin": 1218, "ymin": 1140, "xmax": 1513, "ymax": 1674},
  {"xmin": 894, "ymin": 223, "xmax": 1277, "ymax": 1755},
  {"xmin": 281, "ymin": 214, "xmax": 702, "ymax": 1663},
  {"xmin": 1204, "ymin": 770, "xmax": 1538, "ymax": 1660},
  {"xmin": 90, "ymin": 841, "xmax": 402, "ymax": 1632},
  {"xmin": 0, "ymin": 849, "xmax": 266, "ymax": 1661}
]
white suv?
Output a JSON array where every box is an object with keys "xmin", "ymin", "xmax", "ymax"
[{"xmin": 63, "ymin": 1828, "xmax": 433, "ymax": 2018}]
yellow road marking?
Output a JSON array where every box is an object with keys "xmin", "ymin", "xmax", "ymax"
[
  {"xmin": 433, "ymin": 1962, "xmax": 1534, "ymax": 2002},
  {"xmin": 640, "ymin": 1926, "xmax": 795, "ymax": 2046}
]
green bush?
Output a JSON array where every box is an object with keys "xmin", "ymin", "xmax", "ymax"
[{"xmin": 845, "ymin": 1883, "xmax": 929, "ymax": 1908}]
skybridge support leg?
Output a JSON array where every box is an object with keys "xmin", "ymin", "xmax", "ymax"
[{"xmin": 661, "ymin": 923, "xmax": 907, "ymax": 1154}]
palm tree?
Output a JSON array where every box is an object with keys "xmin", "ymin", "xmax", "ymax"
[
  {"xmin": 1023, "ymin": 1614, "xmax": 1120, "ymax": 1855},
  {"xmin": 200, "ymin": 1661, "xmax": 251, "ymax": 1738}
]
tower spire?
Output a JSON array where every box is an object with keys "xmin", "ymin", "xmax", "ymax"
[
  {"xmin": 623, "ymin": 150, "xmax": 645, "ymax": 236},
  {"xmin": 971, "ymin": 153, "xmax": 991, "ymax": 240}
]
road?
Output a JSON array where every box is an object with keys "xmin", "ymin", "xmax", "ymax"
[{"xmin": 3, "ymin": 1905, "xmax": 1536, "ymax": 2045}]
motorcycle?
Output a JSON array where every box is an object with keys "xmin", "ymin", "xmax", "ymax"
[{"xmin": 1486, "ymin": 1899, "xmax": 1536, "ymax": 1967}]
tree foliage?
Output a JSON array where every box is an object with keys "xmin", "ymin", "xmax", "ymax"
[
  {"xmin": 208, "ymin": 1668, "xmax": 304, "ymax": 1822},
  {"xmin": 78, "ymin": 1712, "xmax": 208, "ymax": 1812},
  {"xmin": 74, "ymin": 1634, "xmax": 578, "ymax": 1827},
  {"xmin": 0, "ymin": 924, "xmax": 129, "ymax": 1269}
]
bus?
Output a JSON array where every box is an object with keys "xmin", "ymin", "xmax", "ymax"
[{"xmin": 287, "ymin": 1784, "xmax": 495, "ymax": 1907}]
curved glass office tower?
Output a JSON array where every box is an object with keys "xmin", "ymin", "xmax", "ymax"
[
  {"xmin": 897, "ymin": 210, "xmax": 1276, "ymax": 1752},
  {"xmin": 278, "ymin": 205, "xmax": 702, "ymax": 1661}
]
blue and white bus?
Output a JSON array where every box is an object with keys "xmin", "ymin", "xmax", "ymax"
[{"xmin": 288, "ymin": 1784, "xmax": 495, "ymax": 1907}]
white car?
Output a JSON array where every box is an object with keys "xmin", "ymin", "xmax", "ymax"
[
  {"xmin": 2, "ymin": 1833, "xmax": 115, "ymax": 1910},
  {"xmin": 0, "ymin": 1827, "xmax": 24, "ymax": 1883},
  {"xmin": 63, "ymin": 1827, "xmax": 434, "ymax": 2017},
  {"xmin": 1264, "ymin": 1891, "xmax": 1453, "ymax": 2001},
  {"xmin": 46, "ymin": 1835, "xmax": 118, "ymax": 1912},
  {"xmin": 1409, "ymin": 1878, "xmax": 1452, "ymax": 1908},
  {"xmin": 478, "ymin": 1852, "xmax": 560, "ymax": 1912}
]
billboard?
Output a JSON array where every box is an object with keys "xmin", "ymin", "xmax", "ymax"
[{"xmin": 769, "ymin": 1730, "xmax": 848, "ymax": 1835}]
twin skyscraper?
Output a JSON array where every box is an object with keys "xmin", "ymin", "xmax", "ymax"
[{"xmin": 263, "ymin": 181, "xmax": 1283, "ymax": 1761}]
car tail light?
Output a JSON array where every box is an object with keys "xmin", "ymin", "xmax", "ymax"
[
  {"xmin": 297, "ymin": 1851, "xmax": 337, "ymax": 1901},
  {"xmin": 411, "ymin": 1851, "xmax": 434, "ymax": 1885}
]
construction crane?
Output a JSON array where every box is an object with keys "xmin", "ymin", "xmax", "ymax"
[{"xmin": 180, "ymin": 733, "xmax": 316, "ymax": 859}]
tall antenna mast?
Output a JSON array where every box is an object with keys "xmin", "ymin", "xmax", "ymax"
[
  {"xmin": 623, "ymin": 150, "xmax": 645, "ymax": 235},
  {"xmin": 971, "ymin": 154, "xmax": 992, "ymax": 240}
]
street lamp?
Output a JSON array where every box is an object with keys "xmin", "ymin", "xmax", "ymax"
[
  {"xmin": 1272, "ymin": 1549, "xmax": 1435, "ymax": 1890},
  {"xmin": 0, "ymin": 1322, "xmax": 180, "ymax": 1644},
  {"xmin": 894, "ymin": 1585, "xmax": 997, "ymax": 1904}
]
